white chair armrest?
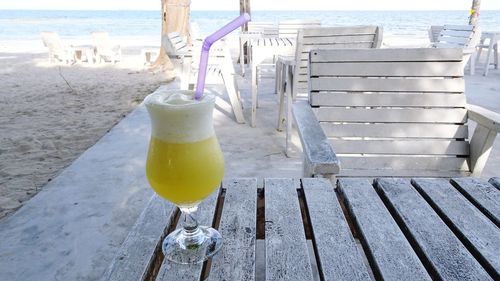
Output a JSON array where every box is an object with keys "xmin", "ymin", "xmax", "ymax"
[
  {"xmin": 293, "ymin": 101, "xmax": 340, "ymax": 177},
  {"xmin": 467, "ymin": 104, "xmax": 500, "ymax": 133}
]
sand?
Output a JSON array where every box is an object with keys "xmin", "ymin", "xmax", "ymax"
[{"xmin": 0, "ymin": 44, "xmax": 166, "ymax": 219}]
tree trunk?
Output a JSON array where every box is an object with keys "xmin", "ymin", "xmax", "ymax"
[
  {"xmin": 240, "ymin": 0, "xmax": 251, "ymax": 32},
  {"xmin": 151, "ymin": 0, "xmax": 191, "ymax": 79},
  {"xmin": 239, "ymin": 0, "xmax": 251, "ymax": 63},
  {"xmin": 469, "ymin": 0, "xmax": 481, "ymax": 25}
]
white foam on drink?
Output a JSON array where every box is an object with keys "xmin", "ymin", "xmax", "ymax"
[{"xmin": 144, "ymin": 90, "xmax": 215, "ymax": 143}]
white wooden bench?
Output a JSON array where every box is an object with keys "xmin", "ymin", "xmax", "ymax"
[
  {"xmin": 293, "ymin": 48, "xmax": 500, "ymax": 178},
  {"xmin": 162, "ymin": 32, "xmax": 245, "ymax": 123},
  {"xmin": 101, "ymin": 177, "xmax": 500, "ymax": 280},
  {"xmin": 275, "ymin": 26, "xmax": 383, "ymax": 155}
]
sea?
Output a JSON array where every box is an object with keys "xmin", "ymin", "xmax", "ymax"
[{"xmin": 1, "ymin": 10, "xmax": 499, "ymax": 46}]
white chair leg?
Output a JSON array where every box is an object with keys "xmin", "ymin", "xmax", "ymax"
[
  {"xmin": 285, "ymin": 65, "xmax": 294, "ymax": 157},
  {"xmin": 221, "ymin": 66, "xmax": 245, "ymax": 124}
]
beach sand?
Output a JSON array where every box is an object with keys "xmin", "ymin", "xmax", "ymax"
[{"xmin": 0, "ymin": 45, "xmax": 166, "ymax": 219}]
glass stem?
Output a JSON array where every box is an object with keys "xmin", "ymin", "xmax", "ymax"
[{"xmin": 179, "ymin": 207, "xmax": 205, "ymax": 247}]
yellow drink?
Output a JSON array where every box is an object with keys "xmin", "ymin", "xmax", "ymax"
[
  {"xmin": 144, "ymin": 89, "xmax": 224, "ymax": 209},
  {"xmin": 146, "ymin": 136, "xmax": 224, "ymax": 206}
]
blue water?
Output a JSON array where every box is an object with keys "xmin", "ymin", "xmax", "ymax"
[{"xmin": 1, "ymin": 10, "xmax": 499, "ymax": 41}]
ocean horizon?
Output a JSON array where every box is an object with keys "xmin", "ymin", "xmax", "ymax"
[{"xmin": 1, "ymin": 9, "xmax": 499, "ymax": 43}]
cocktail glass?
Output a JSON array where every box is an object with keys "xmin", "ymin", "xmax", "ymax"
[{"xmin": 144, "ymin": 89, "xmax": 224, "ymax": 264}]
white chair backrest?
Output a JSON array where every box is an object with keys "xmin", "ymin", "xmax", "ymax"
[
  {"xmin": 293, "ymin": 26, "xmax": 383, "ymax": 97},
  {"xmin": 40, "ymin": 31, "xmax": 64, "ymax": 53},
  {"xmin": 434, "ymin": 25, "xmax": 480, "ymax": 50},
  {"xmin": 91, "ymin": 32, "xmax": 115, "ymax": 54},
  {"xmin": 163, "ymin": 32, "xmax": 189, "ymax": 56},
  {"xmin": 428, "ymin": 25, "xmax": 444, "ymax": 43},
  {"xmin": 308, "ymin": 48, "xmax": 469, "ymax": 177},
  {"xmin": 278, "ymin": 20, "xmax": 321, "ymax": 38}
]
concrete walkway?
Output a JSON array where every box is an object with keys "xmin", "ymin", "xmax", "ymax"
[{"xmin": 0, "ymin": 65, "xmax": 499, "ymax": 280}]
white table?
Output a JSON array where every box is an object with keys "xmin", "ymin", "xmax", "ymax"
[
  {"xmin": 250, "ymin": 37, "xmax": 295, "ymax": 127},
  {"xmin": 73, "ymin": 45, "xmax": 95, "ymax": 63},
  {"xmin": 477, "ymin": 31, "xmax": 500, "ymax": 76}
]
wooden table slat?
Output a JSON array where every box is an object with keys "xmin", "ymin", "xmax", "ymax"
[
  {"xmin": 338, "ymin": 178, "xmax": 431, "ymax": 281},
  {"xmin": 206, "ymin": 179, "xmax": 258, "ymax": 281},
  {"xmin": 451, "ymin": 177, "xmax": 500, "ymax": 227},
  {"xmin": 265, "ymin": 178, "xmax": 314, "ymax": 281},
  {"xmin": 412, "ymin": 178, "xmax": 500, "ymax": 279},
  {"xmin": 155, "ymin": 189, "xmax": 220, "ymax": 281},
  {"xmin": 101, "ymin": 195, "xmax": 177, "ymax": 281},
  {"xmin": 489, "ymin": 177, "xmax": 500, "ymax": 189},
  {"xmin": 301, "ymin": 178, "xmax": 371, "ymax": 281},
  {"xmin": 376, "ymin": 178, "xmax": 492, "ymax": 281}
]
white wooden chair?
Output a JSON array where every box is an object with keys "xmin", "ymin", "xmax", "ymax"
[
  {"xmin": 276, "ymin": 26, "xmax": 383, "ymax": 155},
  {"xmin": 432, "ymin": 25, "xmax": 481, "ymax": 74},
  {"xmin": 239, "ymin": 21, "xmax": 279, "ymax": 75},
  {"xmin": 40, "ymin": 32, "xmax": 75, "ymax": 64},
  {"xmin": 428, "ymin": 25, "xmax": 444, "ymax": 43},
  {"xmin": 278, "ymin": 20, "xmax": 322, "ymax": 38},
  {"xmin": 162, "ymin": 32, "xmax": 245, "ymax": 124},
  {"xmin": 91, "ymin": 32, "xmax": 122, "ymax": 63},
  {"xmin": 293, "ymin": 48, "xmax": 500, "ymax": 178}
]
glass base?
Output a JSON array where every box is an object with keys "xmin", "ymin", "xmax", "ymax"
[{"xmin": 162, "ymin": 226, "xmax": 222, "ymax": 264}]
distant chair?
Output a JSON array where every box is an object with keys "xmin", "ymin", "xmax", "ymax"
[
  {"xmin": 432, "ymin": 25, "xmax": 481, "ymax": 74},
  {"xmin": 162, "ymin": 32, "xmax": 245, "ymax": 124},
  {"xmin": 278, "ymin": 20, "xmax": 321, "ymax": 38},
  {"xmin": 40, "ymin": 31, "xmax": 75, "ymax": 64},
  {"xmin": 91, "ymin": 32, "xmax": 122, "ymax": 63},
  {"xmin": 428, "ymin": 25, "xmax": 444, "ymax": 43}
]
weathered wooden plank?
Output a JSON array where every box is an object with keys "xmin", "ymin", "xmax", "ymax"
[
  {"xmin": 310, "ymin": 77, "xmax": 464, "ymax": 93},
  {"xmin": 315, "ymin": 107, "xmax": 467, "ymax": 123},
  {"xmin": 293, "ymin": 101, "xmax": 340, "ymax": 176},
  {"xmin": 301, "ymin": 35, "xmax": 375, "ymax": 44},
  {"xmin": 438, "ymin": 35, "xmax": 470, "ymax": 45},
  {"xmin": 301, "ymin": 178, "xmax": 371, "ymax": 281},
  {"xmin": 320, "ymin": 123, "xmax": 468, "ymax": 139},
  {"xmin": 329, "ymin": 139, "xmax": 469, "ymax": 155},
  {"xmin": 310, "ymin": 48, "xmax": 463, "ymax": 62},
  {"xmin": 339, "ymin": 168, "xmax": 468, "ymax": 178},
  {"xmin": 155, "ymin": 189, "xmax": 220, "ymax": 281},
  {"xmin": 311, "ymin": 92, "xmax": 467, "ymax": 107},
  {"xmin": 489, "ymin": 177, "xmax": 500, "ymax": 190},
  {"xmin": 301, "ymin": 26, "xmax": 378, "ymax": 36},
  {"xmin": 338, "ymin": 178, "xmax": 431, "ymax": 281},
  {"xmin": 443, "ymin": 25, "xmax": 474, "ymax": 31},
  {"xmin": 265, "ymin": 178, "xmax": 314, "ymax": 281},
  {"xmin": 440, "ymin": 29, "xmax": 474, "ymax": 38},
  {"xmin": 376, "ymin": 178, "xmax": 493, "ymax": 281},
  {"xmin": 101, "ymin": 195, "xmax": 177, "ymax": 281},
  {"xmin": 412, "ymin": 178, "xmax": 500, "ymax": 278},
  {"xmin": 207, "ymin": 179, "xmax": 258, "ymax": 281},
  {"xmin": 451, "ymin": 178, "xmax": 500, "ymax": 227},
  {"xmin": 339, "ymin": 156, "xmax": 469, "ymax": 171},
  {"xmin": 311, "ymin": 62, "xmax": 463, "ymax": 76},
  {"xmin": 434, "ymin": 42, "xmax": 464, "ymax": 48}
]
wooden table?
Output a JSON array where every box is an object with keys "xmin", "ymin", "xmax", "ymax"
[
  {"xmin": 73, "ymin": 45, "xmax": 95, "ymax": 63},
  {"xmin": 102, "ymin": 177, "xmax": 500, "ymax": 281},
  {"xmin": 250, "ymin": 37, "xmax": 295, "ymax": 127}
]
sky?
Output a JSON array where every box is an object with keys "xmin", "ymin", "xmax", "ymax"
[{"xmin": 0, "ymin": 0, "xmax": 499, "ymax": 11}]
